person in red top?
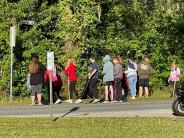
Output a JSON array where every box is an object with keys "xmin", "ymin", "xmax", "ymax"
[{"xmin": 64, "ymin": 58, "xmax": 79, "ymax": 103}]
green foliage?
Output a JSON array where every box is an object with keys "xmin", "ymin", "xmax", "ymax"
[{"xmin": 0, "ymin": 0, "xmax": 184, "ymax": 96}]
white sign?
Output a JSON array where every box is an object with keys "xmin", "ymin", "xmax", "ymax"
[
  {"xmin": 22, "ymin": 20, "xmax": 35, "ymax": 25},
  {"xmin": 47, "ymin": 52, "xmax": 54, "ymax": 71},
  {"xmin": 10, "ymin": 26, "xmax": 16, "ymax": 47}
]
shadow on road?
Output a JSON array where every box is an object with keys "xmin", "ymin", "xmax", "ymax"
[{"xmin": 53, "ymin": 107, "xmax": 80, "ymax": 121}]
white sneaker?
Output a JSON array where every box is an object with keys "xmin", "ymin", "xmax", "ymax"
[
  {"xmin": 55, "ymin": 99, "xmax": 61, "ymax": 104},
  {"xmin": 92, "ymin": 99, "xmax": 100, "ymax": 103},
  {"xmin": 66, "ymin": 99, "xmax": 73, "ymax": 103},
  {"xmin": 103, "ymin": 100, "xmax": 109, "ymax": 103},
  {"xmin": 38, "ymin": 102, "xmax": 43, "ymax": 106},
  {"xmin": 110, "ymin": 100, "xmax": 117, "ymax": 103},
  {"xmin": 75, "ymin": 99, "xmax": 82, "ymax": 104},
  {"xmin": 131, "ymin": 96, "xmax": 136, "ymax": 100}
]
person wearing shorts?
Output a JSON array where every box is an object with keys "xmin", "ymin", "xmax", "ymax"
[
  {"xmin": 102, "ymin": 55, "xmax": 114, "ymax": 103},
  {"xmin": 29, "ymin": 54, "xmax": 45, "ymax": 105},
  {"xmin": 137, "ymin": 57, "xmax": 153, "ymax": 98},
  {"xmin": 139, "ymin": 79, "xmax": 149, "ymax": 88}
]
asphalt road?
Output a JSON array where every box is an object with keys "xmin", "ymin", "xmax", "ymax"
[{"xmin": 0, "ymin": 100, "xmax": 175, "ymax": 117}]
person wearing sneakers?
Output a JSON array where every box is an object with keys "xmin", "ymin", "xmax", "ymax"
[
  {"xmin": 102, "ymin": 55, "xmax": 114, "ymax": 103},
  {"xmin": 75, "ymin": 56, "xmax": 100, "ymax": 104},
  {"xmin": 64, "ymin": 58, "xmax": 79, "ymax": 103},
  {"xmin": 29, "ymin": 54, "xmax": 46, "ymax": 106},
  {"xmin": 125, "ymin": 58, "xmax": 137, "ymax": 100},
  {"xmin": 44, "ymin": 63, "xmax": 62, "ymax": 104}
]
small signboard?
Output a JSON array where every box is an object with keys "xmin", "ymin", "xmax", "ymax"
[
  {"xmin": 10, "ymin": 26, "xmax": 16, "ymax": 47},
  {"xmin": 47, "ymin": 52, "xmax": 54, "ymax": 71}
]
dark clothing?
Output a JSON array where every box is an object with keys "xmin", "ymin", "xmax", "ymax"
[
  {"xmin": 69, "ymin": 80, "xmax": 79, "ymax": 99},
  {"xmin": 90, "ymin": 62, "xmax": 99, "ymax": 79},
  {"xmin": 31, "ymin": 83, "xmax": 43, "ymax": 96},
  {"xmin": 46, "ymin": 81, "xmax": 62, "ymax": 103},
  {"xmin": 53, "ymin": 84, "xmax": 62, "ymax": 101},
  {"xmin": 114, "ymin": 78, "xmax": 123, "ymax": 101},
  {"xmin": 79, "ymin": 79, "xmax": 92, "ymax": 99},
  {"xmin": 104, "ymin": 81, "xmax": 114, "ymax": 86},
  {"xmin": 139, "ymin": 79, "xmax": 149, "ymax": 87},
  {"xmin": 89, "ymin": 78, "xmax": 99, "ymax": 99},
  {"xmin": 30, "ymin": 63, "xmax": 45, "ymax": 85}
]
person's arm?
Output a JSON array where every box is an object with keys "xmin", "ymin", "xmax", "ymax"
[
  {"xmin": 88, "ymin": 63, "xmax": 98, "ymax": 79},
  {"xmin": 134, "ymin": 63, "xmax": 138, "ymax": 71},
  {"xmin": 64, "ymin": 65, "xmax": 70, "ymax": 75},
  {"xmin": 168, "ymin": 71, "xmax": 172, "ymax": 82},
  {"xmin": 102, "ymin": 64, "xmax": 107, "ymax": 75},
  {"xmin": 89, "ymin": 69, "xmax": 97, "ymax": 79},
  {"xmin": 149, "ymin": 64, "xmax": 154, "ymax": 76},
  {"xmin": 176, "ymin": 67, "xmax": 180, "ymax": 76}
]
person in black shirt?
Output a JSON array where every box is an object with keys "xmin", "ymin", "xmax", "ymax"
[{"xmin": 28, "ymin": 54, "xmax": 45, "ymax": 105}]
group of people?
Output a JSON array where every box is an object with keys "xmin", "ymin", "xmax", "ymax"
[
  {"xmin": 101, "ymin": 55, "xmax": 153, "ymax": 103},
  {"xmin": 28, "ymin": 53, "xmax": 181, "ymax": 105}
]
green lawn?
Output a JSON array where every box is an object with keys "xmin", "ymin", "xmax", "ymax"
[
  {"xmin": 0, "ymin": 117, "xmax": 183, "ymax": 138},
  {"xmin": 0, "ymin": 86, "xmax": 174, "ymax": 105}
]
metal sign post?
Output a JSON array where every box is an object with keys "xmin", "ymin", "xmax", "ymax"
[
  {"xmin": 47, "ymin": 52, "xmax": 54, "ymax": 120},
  {"xmin": 10, "ymin": 26, "xmax": 16, "ymax": 101}
]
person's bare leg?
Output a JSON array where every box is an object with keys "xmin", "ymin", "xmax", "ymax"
[
  {"xmin": 37, "ymin": 93, "xmax": 42, "ymax": 104},
  {"xmin": 105, "ymin": 86, "xmax": 109, "ymax": 101},
  {"xmin": 145, "ymin": 87, "xmax": 149, "ymax": 98},
  {"xmin": 110, "ymin": 85, "xmax": 114, "ymax": 101},
  {"xmin": 31, "ymin": 96, "xmax": 35, "ymax": 104},
  {"xmin": 139, "ymin": 87, "xmax": 143, "ymax": 97}
]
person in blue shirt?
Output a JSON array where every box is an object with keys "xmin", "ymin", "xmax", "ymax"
[
  {"xmin": 75, "ymin": 56, "xmax": 100, "ymax": 104},
  {"xmin": 88, "ymin": 56, "xmax": 100, "ymax": 103}
]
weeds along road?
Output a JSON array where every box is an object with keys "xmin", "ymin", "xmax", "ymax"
[{"xmin": 0, "ymin": 100, "xmax": 174, "ymax": 117}]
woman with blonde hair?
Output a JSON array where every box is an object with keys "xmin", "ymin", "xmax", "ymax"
[
  {"xmin": 168, "ymin": 62, "xmax": 180, "ymax": 97},
  {"xmin": 28, "ymin": 54, "xmax": 45, "ymax": 105},
  {"xmin": 64, "ymin": 58, "xmax": 79, "ymax": 103}
]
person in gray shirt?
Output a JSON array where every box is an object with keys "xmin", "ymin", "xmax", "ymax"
[
  {"xmin": 113, "ymin": 56, "xmax": 123, "ymax": 102},
  {"xmin": 102, "ymin": 55, "xmax": 114, "ymax": 103}
]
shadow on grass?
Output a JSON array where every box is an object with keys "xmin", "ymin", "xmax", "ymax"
[{"xmin": 53, "ymin": 107, "xmax": 80, "ymax": 121}]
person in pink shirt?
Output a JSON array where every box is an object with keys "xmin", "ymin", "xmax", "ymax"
[{"xmin": 168, "ymin": 62, "xmax": 180, "ymax": 97}]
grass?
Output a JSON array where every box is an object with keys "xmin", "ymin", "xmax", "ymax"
[
  {"xmin": 0, "ymin": 117, "xmax": 183, "ymax": 138},
  {"xmin": 0, "ymin": 86, "xmax": 174, "ymax": 105}
]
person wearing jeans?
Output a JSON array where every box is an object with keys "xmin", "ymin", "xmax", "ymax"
[{"xmin": 125, "ymin": 58, "xmax": 137, "ymax": 99}]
